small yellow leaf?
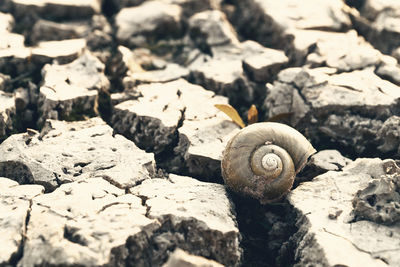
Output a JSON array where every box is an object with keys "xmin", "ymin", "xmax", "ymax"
[
  {"xmin": 247, "ymin": 104, "xmax": 258, "ymax": 125},
  {"xmin": 215, "ymin": 104, "xmax": 245, "ymax": 128},
  {"xmin": 266, "ymin": 112, "xmax": 293, "ymax": 122}
]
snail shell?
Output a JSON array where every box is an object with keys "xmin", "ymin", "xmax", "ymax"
[{"xmin": 221, "ymin": 122, "xmax": 316, "ymax": 204}]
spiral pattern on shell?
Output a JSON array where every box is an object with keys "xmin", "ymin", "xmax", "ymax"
[{"xmin": 221, "ymin": 122, "xmax": 316, "ymax": 204}]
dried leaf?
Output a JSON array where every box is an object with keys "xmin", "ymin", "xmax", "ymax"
[
  {"xmin": 215, "ymin": 104, "xmax": 245, "ymax": 128},
  {"xmin": 266, "ymin": 112, "xmax": 293, "ymax": 122},
  {"xmin": 247, "ymin": 104, "xmax": 258, "ymax": 125}
]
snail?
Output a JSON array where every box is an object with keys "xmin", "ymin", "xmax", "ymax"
[{"xmin": 221, "ymin": 122, "xmax": 316, "ymax": 204}]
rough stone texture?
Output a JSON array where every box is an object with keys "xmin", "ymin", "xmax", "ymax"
[
  {"xmin": 0, "ymin": 118, "xmax": 156, "ymax": 191},
  {"xmin": 0, "ymin": 91, "xmax": 15, "ymax": 142},
  {"xmin": 0, "ymin": 11, "xmax": 14, "ymax": 33},
  {"xmin": 287, "ymin": 29, "xmax": 382, "ymax": 69},
  {"xmin": 31, "ymin": 39, "xmax": 86, "ymax": 65},
  {"xmin": 288, "ymin": 158, "xmax": 400, "ymax": 267},
  {"xmin": 188, "ymin": 10, "xmax": 239, "ymax": 50},
  {"xmin": 351, "ymin": 0, "xmax": 400, "ymax": 54},
  {"xmin": 111, "ymin": 78, "xmax": 239, "ymax": 178},
  {"xmin": 19, "ymin": 178, "xmax": 159, "ymax": 267},
  {"xmin": 263, "ymin": 67, "xmax": 400, "ymax": 157},
  {"xmin": 5, "ymin": 0, "xmax": 102, "ymax": 21},
  {"xmin": 376, "ymin": 55, "xmax": 400, "ymax": 85},
  {"xmin": 29, "ymin": 15, "xmax": 112, "ymax": 46},
  {"xmin": 0, "ymin": 177, "xmax": 44, "ymax": 265},
  {"xmin": 38, "ymin": 50, "xmax": 109, "ymax": 126},
  {"xmin": 0, "ymin": 33, "xmax": 32, "ymax": 77},
  {"xmin": 188, "ymin": 40, "xmax": 287, "ymax": 105},
  {"xmin": 299, "ymin": 149, "xmax": 353, "ymax": 181},
  {"xmin": 115, "ymin": 1, "xmax": 183, "ymax": 47},
  {"xmin": 130, "ymin": 174, "xmax": 241, "ymax": 266},
  {"xmin": 13, "ymin": 174, "xmax": 239, "ymax": 267},
  {"xmin": 108, "ymin": 0, "xmax": 221, "ymax": 17},
  {"xmin": 163, "ymin": 248, "xmax": 224, "ymax": 267},
  {"xmin": 232, "ymin": 0, "xmax": 351, "ymax": 48},
  {"xmin": 308, "ymin": 150, "xmax": 352, "ymax": 173}
]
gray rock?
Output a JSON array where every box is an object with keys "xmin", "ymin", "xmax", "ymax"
[
  {"xmin": 0, "ymin": 117, "xmax": 156, "ymax": 191},
  {"xmin": 37, "ymin": 50, "xmax": 109, "ymax": 126},
  {"xmin": 0, "ymin": 11, "xmax": 13, "ymax": 33},
  {"xmin": 376, "ymin": 55, "xmax": 400, "ymax": 85},
  {"xmin": 162, "ymin": 248, "xmax": 225, "ymax": 267},
  {"xmin": 351, "ymin": 0, "xmax": 400, "ymax": 54},
  {"xmin": 108, "ymin": 0, "xmax": 221, "ymax": 17},
  {"xmin": 18, "ymin": 178, "xmax": 159, "ymax": 267},
  {"xmin": 188, "ymin": 40, "xmax": 286, "ymax": 105},
  {"xmin": 393, "ymin": 47, "xmax": 400, "ymax": 63},
  {"xmin": 309, "ymin": 150, "xmax": 352, "ymax": 173},
  {"xmin": 16, "ymin": 173, "xmax": 239, "ymax": 266},
  {"xmin": 7, "ymin": 0, "xmax": 102, "ymax": 21},
  {"xmin": 30, "ymin": 15, "xmax": 112, "ymax": 49},
  {"xmin": 31, "ymin": 39, "xmax": 86, "ymax": 65},
  {"xmin": 188, "ymin": 10, "xmax": 239, "ymax": 50},
  {"xmin": 0, "ymin": 177, "xmax": 44, "ymax": 265},
  {"xmin": 288, "ymin": 29, "xmax": 382, "ymax": 70},
  {"xmin": 115, "ymin": 1, "xmax": 183, "ymax": 47},
  {"xmin": 232, "ymin": 0, "xmax": 350, "ymax": 48},
  {"xmin": 0, "ymin": 34, "xmax": 32, "ymax": 77},
  {"xmin": 241, "ymin": 40, "xmax": 288, "ymax": 83},
  {"xmin": 352, "ymin": 160, "xmax": 400, "ymax": 226},
  {"xmin": 377, "ymin": 116, "xmax": 400, "ymax": 156},
  {"xmin": 175, "ymin": 117, "xmax": 239, "ymax": 180},
  {"xmin": 263, "ymin": 67, "xmax": 400, "ymax": 157},
  {"xmin": 111, "ymin": 79, "xmax": 239, "ymax": 178},
  {"xmin": 288, "ymin": 158, "xmax": 400, "ymax": 266},
  {"xmin": 125, "ymin": 63, "xmax": 189, "ymax": 86},
  {"xmin": 0, "ymin": 91, "xmax": 15, "ymax": 142},
  {"xmin": 130, "ymin": 174, "xmax": 241, "ymax": 266}
]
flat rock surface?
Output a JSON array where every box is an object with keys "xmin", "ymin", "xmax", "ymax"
[
  {"xmin": 111, "ymin": 78, "xmax": 238, "ymax": 178},
  {"xmin": 130, "ymin": 174, "xmax": 241, "ymax": 266},
  {"xmin": 264, "ymin": 67, "xmax": 400, "ymax": 157},
  {"xmin": 163, "ymin": 248, "xmax": 224, "ymax": 267},
  {"xmin": 115, "ymin": 1, "xmax": 183, "ymax": 47},
  {"xmin": 38, "ymin": 50, "xmax": 109, "ymax": 125},
  {"xmin": 288, "ymin": 158, "xmax": 400, "ymax": 267},
  {"xmin": 1, "ymin": 1, "xmax": 400, "ymax": 266},
  {"xmin": 0, "ymin": 118, "xmax": 156, "ymax": 191},
  {"xmin": 0, "ymin": 91, "xmax": 15, "ymax": 142},
  {"xmin": 0, "ymin": 178, "xmax": 44, "ymax": 265},
  {"xmin": 15, "ymin": 173, "xmax": 240, "ymax": 267}
]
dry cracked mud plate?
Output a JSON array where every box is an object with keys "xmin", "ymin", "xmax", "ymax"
[{"xmin": 1, "ymin": 0, "xmax": 400, "ymax": 266}]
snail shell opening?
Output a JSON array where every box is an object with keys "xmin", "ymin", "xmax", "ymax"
[{"xmin": 221, "ymin": 122, "xmax": 316, "ymax": 204}]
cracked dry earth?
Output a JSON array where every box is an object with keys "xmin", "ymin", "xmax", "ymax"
[{"xmin": 1, "ymin": 0, "xmax": 400, "ymax": 266}]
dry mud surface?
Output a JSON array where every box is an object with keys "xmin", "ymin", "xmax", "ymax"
[{"xmin": 1, "ymin": 0, "xmax": 400, "ymax": 266}]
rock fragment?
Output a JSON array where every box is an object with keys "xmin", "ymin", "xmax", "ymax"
[
  {"xmin": 31, "ymin": 39, "xmax": 86, "ymax": 65},
  {"xmin": 0, "ymin": 118, "xmax": 156, "ymax": 191},
  {"xmin": 111, "ymin": 79, "xmax": 238, "ymax": 178},
  {"xmin": 0, "ymin": 91, "xmax": 15, "ymax": 142},
  {"xmin": 263, "ymin": 67, "xmax": 400, "ymax": 157},
  {"xmin": 188, "ymin": 40, "xmax": 287, "ymax": 105},
  {"xmin": 6, "ymin": 0, "xmax": 102, "ymax": 21},
  {"xmin": 0, "ymin": 177, "xmax": 44, "ymax": 265},
  {"xmin": 18, "ymin": 178, "xmax": 159, "ymax": 267},
  {"xmin": 37, "ymin": 51, "xmax": 109, "ymax": 126},
  {"xmin": 163, "ymin": 248, "xmax": 224, "ymax": 267},
  {"xmin": 352, "ymin": 0, "xmax": 400, "ymax": 54},
  {"xmin": 0, "ymin": 11, "xmax": 14, "ymax": 33},
  {"xmin": 188, "ymin": 10, "xmax": 239, "ymax": 50},
  {"xmin": 130, "ymin": 174, "xmax": 241, "ymax": 266},
  {"xmin": 288, "ymin": 158, "xmax": 400, "ymax": 266},
  {"xmin": 232, "ymin": 0, "xmax": 351, "ymax": 48},
  {"xmin": 115, "ymin": 1, "xmax": 183, "ymax": 47}
]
